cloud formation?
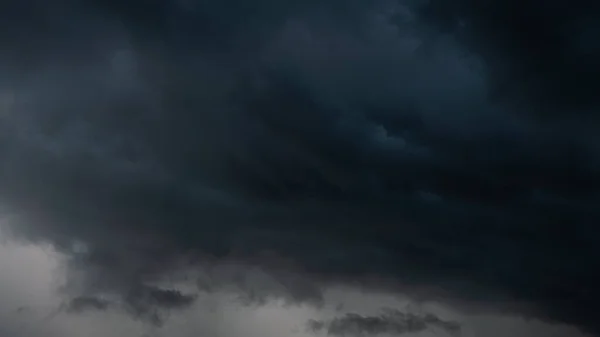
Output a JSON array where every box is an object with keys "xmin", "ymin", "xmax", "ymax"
[
  {"xmin": 307, "ymin": 309, "xmax": 461, "ymax": 336},
  {"xmin": 0, "ymin": 0, "xmax": 598, "ymax": 335},
  {"xmin": 0, "ymin": 230, "xmax": 593, "ymax": 337},
  {"xmin": 64, "ymin": 296, "xmax": 111, "ymax": 313}
]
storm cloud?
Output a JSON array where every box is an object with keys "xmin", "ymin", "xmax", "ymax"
[
  {"xmin": 307, "ymin": 309, "xmax": 462, "ymax": 336},
  {"xmin": 0, "ymin": 0, "xmax": 598, "ymax": 336}
]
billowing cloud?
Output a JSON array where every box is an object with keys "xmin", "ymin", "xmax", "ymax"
[
  {"xmin": 0, "ymin": 0, "xmax": 598, "ymax": 335},
  {"xmin": 0, "ymin": 235, "xmax": 591, "ymax": 337}
]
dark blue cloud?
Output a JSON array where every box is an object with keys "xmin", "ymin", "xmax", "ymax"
[{"xmin": 0, "ymin": 0, "xmax": 598, "ymax": 334}]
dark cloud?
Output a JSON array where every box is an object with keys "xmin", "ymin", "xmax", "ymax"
[
  {"xmin": 0, "ymin": 0, "xmax": 598, "ymax": 335},
  {"xmin": 417, "ymin": 0, "xmax": 600, "ymax": 114},
  {"xmin": 57, "ymin": 289, "xmax": 195, "ymax": 326},
  {"xmin": 307, "ymin": 309, "xmax": 461, "ymax": 336},
  {"xmin": 121, "ymin": 286, "xmax": 197, "ymax": 326},
  {"xmin": 64, "ymin": 296, "xmax": 111, "ymax": 313}
]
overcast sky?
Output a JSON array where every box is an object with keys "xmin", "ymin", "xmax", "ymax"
[
  {"xmin": 0, "ymin": 0, "xmax": 599, "ymax": 336},
  {"xmin": 0, "ymin": 225, "xmax": 591, "ymax": 337}
]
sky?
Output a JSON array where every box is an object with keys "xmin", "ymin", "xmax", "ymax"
[
  {"xmin": 0, "ymin": 225, "xmax": 591, "ymax": 337},
  {"xmin": 0, "ymin": 0, "xmax": 599, "ymax": 336}
]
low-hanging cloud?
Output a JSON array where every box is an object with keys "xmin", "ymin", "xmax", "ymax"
[
  {"xmin": 307, "ymin": 309, "xmax": 462, "ymax": 336},
  {"xmin": 0, "ymin": 227, "xmax": 593, "ymax": 337},
  {"xmin": 0, "ymin": 0, "xmax": 598, "ymax": 335}
]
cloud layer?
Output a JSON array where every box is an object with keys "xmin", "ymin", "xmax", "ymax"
[
  {"xmin": 0, "ymin": 235, "xmax": 591, "ymax": 337},
  {"xmin": 0, "ymin": 0, "xmax": 598, "ymax": 335}
]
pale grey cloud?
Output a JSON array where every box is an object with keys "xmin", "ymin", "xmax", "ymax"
[{"xmin": 0, "ymin": 227, "xmax": 592, "ymax": 337}]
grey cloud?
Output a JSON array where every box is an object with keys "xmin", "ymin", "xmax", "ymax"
[
  {"xmin": 64, "ymin": 296, "xmax": 111, "ymax": 313},
  {"xmin": 307, "ymin": 309, "xmax": 461, "ymax": 336},
  {"xmin": 130, "ymin": 287, "xmax": 196, "ymax": 310},
  {"xmin": 122, "ymin": 286, "xmax": 197, "ymax": 326},
  {"xmin": 62, "ymin": 288, "xmax": 196, "ymax": 325},
  {"xmin": 0, "ymin": 234, "xmax": 592, "ymax": 337}
]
